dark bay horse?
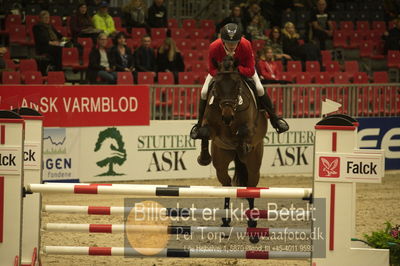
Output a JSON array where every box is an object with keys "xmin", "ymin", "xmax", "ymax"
[{"xmin": 198, "ymin": 56, "xmax": 268, "ymax": 243}]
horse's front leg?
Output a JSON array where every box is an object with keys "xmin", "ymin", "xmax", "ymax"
[
  {"xmin": 247, "ymin": 198, "xmax": 260, "ymax": 243},
  {"xmin": 197, "ymin": 139, "xmax": 211, "ymax": 166},
  {"xmin": 236, "ymin": 124, "xmax": 253, "ymax": 157}
]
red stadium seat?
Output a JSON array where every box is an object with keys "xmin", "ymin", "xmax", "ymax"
[
  {"xmin": 371, "ymin": 21, "xmax": 386, "ymax": 31},
  {"xmin": 151, "ymin": 28, "xmax": 167, "ymax": 40},
  {"xmin": 287, "ymin": 60, "xmax": 302, "ymax": 73},
  {"xmin": 50, "ymin": 16, "xmax": 62, "ymax": 28},
  {"xmin": 333, "ymin": 30, "xmax": 349, "ymax": 48},
  {"xmin": 168, "ymin": 18, "xmax": 179, "ymax": 28},
  {"xmin": 296, "ymin": 72, "xmax": 314, "ymax": 84},
  {"xmin": 200, "ymin": 19, "xmax": 215, "ymax": 29},
  {"xmin": 372, "ymin": 72, "xmax": 389, "ymax": 83},
  {"xmin": 321, "ymin": 50, "xmax": 333, "ymax": 65},
  {"xmin": 193, "ymin": 71, "xmax": 207, "ymax": 84},
  {"xmin": 46, "ymin": 71, "xmax": 65, "ymax": 84},
  {"xmin": 2, "ymin": 71, "xmax": 21, "ymax": 84},
  {"xmin": 189, "ymin": 29, "xmax": 209, "ymax": 40},
  {"xmin": 9, "ymin": 25, "xmax": 28, "ymax": 45},
  {"xmin": 117, "ymin": 72, "xmax": 134, "ymax": 84},
  {"xmin": 21, "ymin": 71, "xmax": 43, "ymax": 84},
  {"xmin": 25, "ymin": 15, "xmax": 39, "ymax": 32},
  {"xmin": 131, "ymin": 28, "xmax": 147, "ymax": 39},
  {"xmin": 19, "ymin": 59, "xmax": 38, "ymax": 72},
  {"xmin": 62, "ymin": 47, "xmax": 81, "ymax": 69},
  {"xmin": 4, "ymin": 59, "xmax": 18, "ymax": 70},
  {"xmin": 387, "ymin": 50, "xmax": 400, "ymax": 68},
  {"xmin": 158, "ymin": 72, "xmax": 174, "ymax": 84},
  {"xmin": 315, "ymin": 72, "xmax": 331, "ymax": 84},
  {"xmin": 182, "ymin": 19, "xmax": 197, "ymax": 29},
  {"xmin": 306, "ymin": 61, "xmax": 320, "ymax": 72},
  {"xmin": 324, "ymin": 61, "xmax": 341, "ymax": 72},
  {"xmin": 0, "ymin": 14, "xmax": 22, "ymax": 35},
  {"xmin": 137, "ymin": 72, "xmax": 155, "ymax": 84},
  {"xmin": 170, "ymin": 28, "xmax": 187, "ymax": 39},
  {"xmin": 344, "ymin": 61, "xmax": 359, "ymax": 74},
  {"xmin": 77, "ymin": 38, "xmax": 93, "ymax": 50},
  {"xmin": 175, "ymin": 38, "xmax": 192, "ymax": 50},
  {"xmin": 356, "ymin": 21, "xmax": 370, "ymax": 31},
  {"xmin": 178, "ymin": 72, "xmax": 196, "ymax": 84},
  {"xmin": 352, "ymin": 72, "xmax": 369, "ymax": 84},
  {"xmin": 339, "ymin": 21, "xmax": 354, "ymax": 30}
]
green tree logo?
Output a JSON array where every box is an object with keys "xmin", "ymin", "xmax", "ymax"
[{"xmin": 94, "ymin": 128, "xmax": 127, "ymax": 176}]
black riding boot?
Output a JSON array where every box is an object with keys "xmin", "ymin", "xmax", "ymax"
[
  {"xmin": 258, "ymin": 94, "xmax": 289, "ymax": 134},
  {"xmin": 190, "ymin": 99, "xmax": 209, "ymax": 139}
]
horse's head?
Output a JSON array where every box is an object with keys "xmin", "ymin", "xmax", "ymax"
[{"xmin": 213, "ymin": 56, "xmax": 242, "ymax": 126}]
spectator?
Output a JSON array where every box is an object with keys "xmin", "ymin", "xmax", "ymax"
[
  {"xmin": 157, "ymin": 37, "xmax": 184, "ymax": 82},
  {"xmin": 310, "ymin": 0, "xmax": 333, "ymax": 50},
  {"xmin": 257, "ymin": 46, "xmax": 290, "ymax": 84},
  {"xmin": 109, "ymin": 32, "xmax": 135, "ymax": 78},
  {"xmin": 32, "ymin": 10, "xmax": 64, "ymax": 71},
  {"xmin": 247, "ymin": 14, "xmax": 268, "ymax": 40},
  {"xmin": 0, "ymin": 47, "xmax": 7, "ymax": 71},
  {"xmin": 70, "ymin": 3, "xmax": 103, "ymax": 42},
  {"xmin": 243, "ymin": 2, "xmax": 270, "ymax": 31},
  {"xmin": 87, "ymin": 33, "xmax": 117, "ymax": 84},
  {"xmin": 147, "ymin": 0, "xmax": 167, "ymax": 28},
  {"xmin": 266, "ymin": 26, "xmax": 292, "ymax": 60},
  {"xmin": 92, "ymin": 1, "xmax": 117, "ymax": 37},
  {"xmin": 134, "ymin": 35, "xmax": 156, "ymax": 72},
  {"xmin": 123, "ymin": 0, "xmax": 148, "ymax": 30},
  {"xmin": 383, "ymin": 18, "xmax": 400, "ymax": 53},
  {"xmin": 216, "ymin": 5, "xmax": 246, "ymax": 35},
  {"xmin": 282, "ymin": 22, "xmax": 320, "ymax": 63}
]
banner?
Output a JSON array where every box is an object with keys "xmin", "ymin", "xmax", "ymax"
[
  {"xmin": 0, "ymin": 85, "xmax": 150, "ymax": 127},
  {"xmin": 357, "ymin": 117, "xmax": 400, "ymax": 170}
]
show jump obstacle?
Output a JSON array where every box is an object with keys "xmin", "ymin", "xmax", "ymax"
[{"xmin": 0, "ymin": 109, "xmax": 390, "ymax": 265}]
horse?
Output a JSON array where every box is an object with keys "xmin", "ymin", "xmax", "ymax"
[{"xmin": 198, "ymin": 55, "xmax": 268, "ymax": 243}]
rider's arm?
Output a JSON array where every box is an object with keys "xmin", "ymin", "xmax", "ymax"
[{"xmin": 237, "ymin": 40, "xmax": 255, "ymax": 77}]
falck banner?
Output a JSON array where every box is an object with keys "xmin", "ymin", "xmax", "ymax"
[{"xmin": 0, "ymin": 85, "xmax": 150, "ymax": 127}]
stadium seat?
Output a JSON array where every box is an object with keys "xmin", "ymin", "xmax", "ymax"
[
  {"xmin": 321, "ymin": 50, "xmax": 333, "ymax": 65},
  {"xmin": 333, "ymin": 30, "xmax": 349, "ymax": 48},
  {"xmin": 356, "ymin": 21, "xmax": 370, "ymax": 31},
  {"xmin": 372, "ymin": 72, "xmax": 389, "ymax": 83},
  {"xmin": 170, "ymin": 28, "xmax": 187, "ymax": 39},
  {"xmin": 9, "ymin": 25, "xmax": 28, "ymax": 46},
  {"xmin": 77, "ymin": 38, "xmax": 93, "ymax": 50},
  {"xmin": 200, "ymin": 19, "xmax": 215, "ymax": 29},
  {"xmin": 315, "ymin": 72, "xmax": 331, "ymax": 84},
  {"xmin": 324, "ymin": 61, "xmax": 341, "ymax": 72},
  {"xmin": 2, "ymin": 71, "xmax": 21, "ymax": 84},
  {"xmin": 62, "ymin": 47, "xmax": 81, "ymax": 69},
  {"xmin": 193, "ymin": 71, "xmax": 207, "ymax": 84},
  {"xmin": 306, "ymin": 61, "xmax": 321, "ymax": 72},
  {"xmin": 168, "ymin": 18, "xmax": 179, "ymax": 28},
  {"xmin": 178, "ymin": 72, "xmax": 196, "ymax": 84},
  {"xmin": 46, "ymin": 71, "xmax": 65, "ymax": 84},
  {"xmin": 0, "ymin": 14, "xmax": 22, "ymax": 35},
  {"xmin": 131, "ymin": 28, "xmax": 147, "ymax": 40},
  {"xmin": 109, "ymin": 7, "xmax": 122, "ymax": 17},
  {"xmin": 25, "ymin": 15, "xmax": 39, "ymax": 32},
  {"xmin": 21, "ymin": 71, "xmax": 43, "ymax": 84},
  {"xmin": 18, "ymin": 59, "xmax": 38, "ymax": 72},
  {"xmin": 151, "ymin": 28, "xmax": 167, "ymax": 40},
  {"xmin": 352, "ymin": 72, "xmax": 369, "ymax": 84},
  {"xmin": 49, "ymin": 4, "xmax": 64, "ymax": 16},
  {"xmin": 182, "ymin": 19, "xmax": 197, "ymax": 29},
  {"xmin": 287, "ymin": 60, "xmax": 302, "ymax": 73},
  {"xmin": 137, "ymin": 72, "xmax": 155, "ymax": 84},
  {"xmin": 387, "ymin": 50, "xmax": 400, "ymax": 68},
  {"xmin": 251, "ymin": 40, "xmax": 265, "ymax": 53},
  {"xmin": 372, "ymin": 21, "xmax": 386, "ymax": 31},
  {"xmin": 4, "ymin": 59, "xmax": 18, "ymax": 70},
  {"xmin": 175, "ymin": 38, "xmax": 192, "ymax": 50},
  {"xmin": 50, "ymin": 16, "xmax": 62, "ymax": 28},
  {"xmin": 344, "ymin": 61, "xmax": 359, "ymax": 74},
  {"xmin": 189, "ymin": 29, "xmax": 209, "ymax": 40},
  {"xmin": 296, "ymin": 72, "xmax": 314, "ymax": 84},
  {"xmin": 117, "ymin": 72, "xmax": 134, "ymax": 84},
  {"xmin": 339, "ymin": 21, "xmax": 354, "ymax": 31}
]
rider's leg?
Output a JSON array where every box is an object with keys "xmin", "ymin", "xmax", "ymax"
[
  {"xmin": 190, "ymin": 74, "xmax": 212, "ymax": 139},
  {"xmin": 252, "ymin": 72, "xmax": 289, "ymax": 134}
]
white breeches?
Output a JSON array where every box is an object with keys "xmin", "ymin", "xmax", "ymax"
[{"xmin": 200, "ymin": 72, "xmax": 265, "ymax": 100}]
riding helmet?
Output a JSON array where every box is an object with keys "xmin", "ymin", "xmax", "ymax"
[{"xmin": 221, "ymin": 23, "xmax": 242, "ymax": 43}]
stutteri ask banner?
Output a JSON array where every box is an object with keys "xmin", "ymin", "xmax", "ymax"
[
  {"xmin": 42, "ymin": 120, "xmax": 318, "ymax": 182},
  {"xmin": 0, "ymin": 85, "xmax": 150, "ymax": 127}
]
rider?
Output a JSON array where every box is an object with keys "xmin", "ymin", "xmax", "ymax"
[{"xmin": 190, "ymin": 23, "xmax": 289, "ymax": 139}]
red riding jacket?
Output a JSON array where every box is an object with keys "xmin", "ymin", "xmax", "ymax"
[{"xmin": 208, "ymin": 37, "xmax": 255, "ymax": 77}]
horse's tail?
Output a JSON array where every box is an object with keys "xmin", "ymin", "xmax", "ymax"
[{"xmin": 233, "ymin": 154, "xmax": 248, "ymax": 187}]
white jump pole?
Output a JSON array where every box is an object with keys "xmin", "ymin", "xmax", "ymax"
[
  {"xmin": 16, "ymin": 108, "xmax": 43, "ymax": 266},
  {"xmin": 43, "ymin": 205, "xmax": 311, "ymax": 220},
  {"xmin": 311, "ymin": 115, "xmax": 389, "ymax": 266},
  {"xmin": 43, "ymin": 246, "xmax": 311, "ymax": 259},
  {"xmin": 27, "ymin": 184, "xmax": 312, "ymax": 199},
  {"xmin": 43, "ymin": 223, "xmax": 311, "ymax": 236},
  {"xmin": 0, "ymin": 110, "xmax": 24, "ymax": 266}
]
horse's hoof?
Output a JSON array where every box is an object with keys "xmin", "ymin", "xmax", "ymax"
[
  {"xmin": 249, "ymin": 235, "xmax": 260, "ymax": 244},
  {"xmin": 197, "ymin": 155, "xmax": 211, "ymax": 166},
  {"xmin": 221, "ymin": 218, "xmax": 231, "ymax": 227}
]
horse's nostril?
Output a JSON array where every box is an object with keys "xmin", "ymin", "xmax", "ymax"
[{"xmin": 222, "ymin": 115, "xmax": 233, "ymax": 125}]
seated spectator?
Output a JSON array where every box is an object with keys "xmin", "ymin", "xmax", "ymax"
[
  {"xmin": 70, "ymin": 3, "xmax": 103, "ymax": 42},
  {"xmin": 147, "ymin": 0, "xmax": 168, "ymax": 28},
  {"xmin": 134, "ymin": 35, "xmax": 156, "ymax": 72},
  {"xmin": 311, "ymin": 0, "xmax": 333, "ymax": 50},
  {"xmin": 266, "ymin": 26, "xmax": 292, "ymax": 60},
  {"xmin": 282, "ymin": 22, "xmax": 320, "ymax": 63},
  {"xmin": 247, "ymin": 14, "xmax": 268, "ymax": 40},
  {"xmin": 32, "ymin": 10, "xmax": 65, "ymax": 71},
  {"xmin": 243, "ymin": 2, "xmax": 270, "ymax": 32},
  {"xmin": 92, "ymin": 1, "xmax": 117, "ymax": 37},
  {"xmin": 87, "ymin": 33, "xmax": 117, "ymax": 84},
  {"xmin": 383, "ymin": 18, "xmax": 400, "ymax": 53},
  {"xmin": 257, "ymin": 46, "xmax": 290, "ymax": 84},
  {"xmin": 156, "ymin": 37, "xmax": 184, "ymax": 82},
  {"xmin": 123, "ymin": 0, "xmax": 148, "ymax": 31},
  {"xmin": 0, "ymin": 47, "xmax": 7, "ymax": 71},
  {"xmin": 109, "ymin": 32, "xmax": 135, "ymax": 79},
  {"xmin": 216, "ymin": 5, "xmax": 246, "ymax": 36}
]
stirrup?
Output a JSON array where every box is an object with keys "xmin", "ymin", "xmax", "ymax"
[{"xmin": 273, "ymin": 118, "xmax": 289, "ymax": 134}]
